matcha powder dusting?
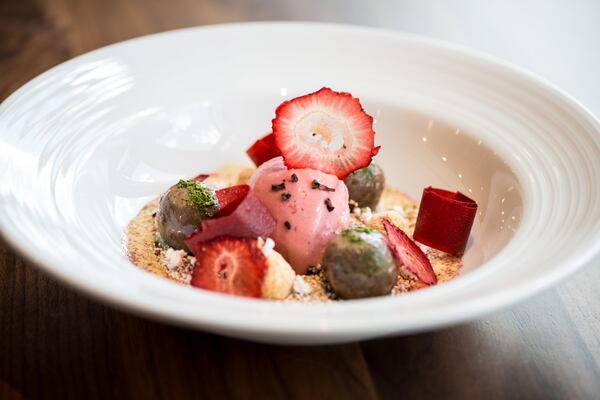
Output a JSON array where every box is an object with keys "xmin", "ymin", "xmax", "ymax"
[{"xmin": 176, "ymin": 179, "xmax": 219, "ymax": 214}]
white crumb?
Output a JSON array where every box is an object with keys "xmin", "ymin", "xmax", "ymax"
[
  {"xmin": 293, "ymin": 276, "xmax": 313, "ymax": 295},
  {"xmin": 256, "ymin": 237, "xmax": 276, "ymax": 257},
  {"xmin": 386, "ymin": 208, "xmax": 410, "ymax": 228},
  {"xmin": 261, "ymin": 237, "xmax": 275, "ymax": 257},
  {"xmin": 353, "ymin": 206, "xmax": 374, "ymax": 224},
  {"xmin": 362, "ymin": 207, "xmax": 373, "ymax": 223},
  {"xmin": 391, "ymin": 205, "xmax": 407, "ymax": 215},
  {"xmin": 164, "ymin": 248, "xmax": 186, "ymax": 270},
  {"xmin": 416, "ymin": 243, "xmax": 430, "ymax": 254}
]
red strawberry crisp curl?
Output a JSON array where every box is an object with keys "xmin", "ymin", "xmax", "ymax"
[{"xmin": 413, "ymin": 187, "xmax": 478, "ymax": 255}]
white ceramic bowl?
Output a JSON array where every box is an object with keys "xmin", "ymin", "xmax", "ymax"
[{"xmin": 1, "ymin": 22, "xmax": 599, "ymax": 344}]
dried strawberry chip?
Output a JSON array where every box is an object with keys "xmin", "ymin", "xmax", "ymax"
[
  {"xmin": 272, "ymin": 87, "xmax": 377, "ymax": 179},
  {"xmin": 190, "ymin": 236, "xmax": 267, "ymax": 298},
  {"xmin": 413, "ymin": 187, "xmax": 478, "ymax": 255},
  {"xmin": 185, "ymin": 189, "xmax": 276, "ymax": 246},
  {"xmin": 215, "ymin": 184, "xmax": 250, "ymax": 217},
  {"xmin": 246, "ymin": 133, "xmax": 282, "ymax": 167},
  {"xmin": 382, "ymin": 219, "xmax": 437, "ymax": 285}
]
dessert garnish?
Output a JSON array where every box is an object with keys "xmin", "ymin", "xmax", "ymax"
[
  {"xmin": 413, "ymin": 187, "xmax": 478, "ymax": 255},
  {"xmin": 185, "ymin": 188, "xmax": 275, "ymax": 245},
  {"xmin": 190, "ymin": 236, "xmax": 294, "ymax": 299},
  {"xmin": 191, "ymin": 236, "xmax": 266, "ymax": 297},
  {"xmin": 324, "ymin": 198, "xmax": 335, "ymax": 212},
  {"xmin": 177, "ymin": 179, "xmax": 218, "ymax": 211},
  {"xmin": 247, "ymin": 133, "xmax": 282, "ymax": 167},
  {"xmin": 214, "ymin": 184, "xmax": 250, "ymax": 217},
  {"xmin": 311, "ymin": 179, "xmax": 336, "ymax": 192},
  {"xmin": 382, "ymin": 218, "xmax": 437, "ymax": 285},
  {"xmin": 272, "ymin": 87, "xmax": 379, "ymax": 179},
  {"xmin": 271, "ymin": 182, "xmax": 286, "ymax": 191}
]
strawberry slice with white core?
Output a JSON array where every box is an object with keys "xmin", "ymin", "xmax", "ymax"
[
  {"xmin": 382, "ymin": 219, "xmax": 437, "ymax": 285},
  {"xmin": 272, "ymin": 87, "xmax": 378, "ymax": 179},
  {"xmin": 190, "ymin": 236, "xmax": 268, "ymax": 298}
]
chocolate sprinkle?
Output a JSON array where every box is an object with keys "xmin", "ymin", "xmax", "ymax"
[
  {"xmin": 284, "ymin": 220, "xmax": 292, "ymax": 230},
  {"xmin": 311, "ymin": 179, "xmax": 335, "ymax": 192},
  {"xmin": 281, "ymin": 192, "xmax": 292, "ymax": 201},
  {"xmin": 291, "ymin": 173, "xmax": 298, "ymax": 182},
  {"xmin": 271, "ymin": 182, "xmax": 286, "ymax": 191},
  {"xmin": 325, "ymin": 198, "xmax": 335, "ymax": 212}
]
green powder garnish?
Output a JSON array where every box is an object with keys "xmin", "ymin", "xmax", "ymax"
[
  {"xmin": 353, "ymin": 226, "xmax": 374, "ymax": 234},
  {"xmin": 176, "ymin": 179, "xmax": 219, "ymax": 211},
  {"xmin": 361, "ymin": 165, "xmax": 374, "ymax": 180},
  {"xmin": 341, "ymin": 226, "xmax": 375, "ymax": 243}
]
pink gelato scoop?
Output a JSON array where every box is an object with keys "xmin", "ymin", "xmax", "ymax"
[{"xmin": 249, "ymin": 157, "xmax": 350, "ymax": 274}]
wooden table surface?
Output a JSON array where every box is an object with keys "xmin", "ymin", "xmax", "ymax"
[{"xmin": 1, "ymin": 0, "xmax": 600, "ymax": 399}]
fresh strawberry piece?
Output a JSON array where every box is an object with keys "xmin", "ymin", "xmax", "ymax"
[
  {"xmin": 382, "ymin": 219, "xmax": 437, "ymax": 285},
  {"xmin": 272, "ymin": 87, "xmax": 377, "ymax": 179},
  {"xmin": 215, "ymin": 184, "xmax": 250, "ymax": 217},
  {"xmin": 246, "ymin": 133, "xmax": 282, "ymax": 167},
  {"xmin": 193, "ymin": 174, "xmax": 210, "ymax": 182},
  {"xmin": 190, "ymin": 236, "xmax": 267, "ymax": 298},
  {"xmin": 185, "ymin": 189, "xmax": 276, "ymax": 246}
]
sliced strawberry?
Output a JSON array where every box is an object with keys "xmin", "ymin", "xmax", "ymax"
[
  {"xmin": 272, "ymin": 87, "xmax": 377, "ymax": 179},
  {"xmin": 190, "ymin": 236, "xmax": 267, "ymax": 298},
  {"xmin": 215, "ymin": 184, "xmax": 250, "ymax": 217},
  {"xmin": 246, "ymin": 133, "xmax": 282, "ymax": 167},
  {"xmin": 382, "ymin": 219, "xmax": 437, "ymax": 285}
]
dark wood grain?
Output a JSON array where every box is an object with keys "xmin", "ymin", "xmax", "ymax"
[{"xmin": 1, "ymin": 0, "xmax": 600, "ymax": 399}]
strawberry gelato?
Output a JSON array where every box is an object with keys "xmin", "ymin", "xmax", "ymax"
[{"xmin": 249, "ymin": 157, "xmax": 350, "ymax": 274}]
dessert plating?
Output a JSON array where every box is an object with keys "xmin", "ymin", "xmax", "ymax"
[{"xmin": 126, "ymin": 88, "xmax": 477, "ymax": 301}]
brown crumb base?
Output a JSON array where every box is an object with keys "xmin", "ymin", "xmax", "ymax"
[
  {"xmin": 285, "ymin": 269, "xmax": 338, "ymax": 303},
  {"xmin": 125, "ymin": 165, "xmax": 463, "ymax": 302},
  {"xmin": 126, "ymin": 199, "xmax": 166, "ymax": 278}
]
